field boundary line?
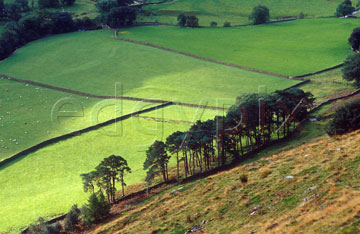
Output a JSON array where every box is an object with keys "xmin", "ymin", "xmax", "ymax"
[
  {"xmin": 0, "ymin": 102, "xmax": 173, "ymax": 169},
  {"xmin": 0, "ymin": 74, "xmax": 225, "ymax": 110},
  {"xmin": 292, "ymin": 63, "xmax": 344, "ymax": 79},
  {"xmin": 114, "ymin": 33, "xmax": 293, "ymax": 80},
  {"xmin": 309, "ymin": 88, "xmax": 360, "ymax": 113}
]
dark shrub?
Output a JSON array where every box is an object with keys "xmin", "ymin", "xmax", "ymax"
[
  {"xmin": 51, "ymin": 12, "xmax": 75, "ymax": 34},
  {"xmin": 65, "ymin": 204, "xmax": 81, "ymax": 231},
  {"xmin": 249, "ymin": 5, "xmax": 270, "ymax": 25},
  {"xmin": 349, "ymin": 27, "xmax": 360, "ymax": 51},
  {"xmin": 177, "ymin": 13, "xmax": 186, "ymax": 27},
  {"xmin": 210, "ymin": 21, "xmax": 217, "ymax": 27},
  {"xmin": 82, "ymin": 193, "xmax": 110, "ymax": 224},
  {"xmin": 342, "ymin": 53, "xmax": 360, "ymax": 87},
  {"xmin": 326, "ymin": 100, "xmax": 360, "ymax": 136},
  {"xmin": 223, "ymin": 21, "xmax": 231, "ymax": 27},
  {"xmin": 336, "ymin": 0, "xmax": 355, "ymax": 17}
]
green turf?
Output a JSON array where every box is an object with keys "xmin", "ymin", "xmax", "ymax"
[
  {"xmin": 116, "ymin": 18, "xmax": 359, "ymax": 77},
  {"xmin": 0, "ymin": 29, "xmax": 299, "ymax": 106},
  {"xmin": 0, "ymin": 117, "xmax": 192, "ymax": 233},
  {"xmin": 0, "ymin": 78, "xmax": 158, "ymax": 160},
  {"xmin": 138, "ymin": 104, "xmax": 222, "ymax": 123},
  {"xmin": 299, "ymin": 69, "xmax": 355, "ymax": 102},
  {"xmin": 144, "ymin": 0, "xmax": 357, "ymax": 26}
]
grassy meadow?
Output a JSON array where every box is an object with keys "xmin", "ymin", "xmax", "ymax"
[
  {"xmin": 0, "ymin": 30, "xmax": 299, "ymax": 106},
  {"xmin": 117, "ymin": 18, "xmax": 359, "ymax": 76},
  {"xmin": 143, "ymin": 0, "xmax": 358, "ymax": 26},
  {"xmin": 0, "ymin": 78, "xmax": 160, "ymax": 160}
]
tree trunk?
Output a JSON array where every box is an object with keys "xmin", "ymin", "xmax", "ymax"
[{"xmin": 121, "ymin": 177, "xmax": 125, "ymax": 197}]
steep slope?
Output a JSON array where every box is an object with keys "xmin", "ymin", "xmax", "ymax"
[{"xmin": 89, "ymin": 130, "xmax": 360, "ymax": 234}]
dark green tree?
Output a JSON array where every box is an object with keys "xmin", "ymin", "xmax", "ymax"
[
  {"xmin": 5, "ymin": 3, "xmax": 22, "ymax": 21},
  {"xmin": 336, "ymin": 0, "xmax": 355, "ymax": 17},
  {"xmin": 82, "ymin": 193, "xmax": 110, "ymax": 223},
  {"xmin": 342, "ymin": 53, "xmax": 360, "ymax": 87},
  {"xmin": 186, "ymin": 15, "xmax": 199, "ymax": 28},
  {"xmin": 166, "ymin": 131, "xmax": 184, "ymax": 180},
  {"xmin": 60, "ymin": 0, "xmax": 75, "ymax": 6},
  {"xmin": 177, "ymin": 13, "xmax": 186, "ymax": 27},
  {"xmin": 349, "ymin": 27, "xmax": 360, "ymax": 51},
  {"xmin": 64, "ymin": 204, "xmax": 81, "ymax": 232},
  {"xmin": 38, "ymin": 0, "xmax": 59, "ymax": 9},
  {"xmin": 99, "ymin": 155, "xmax": 131, "ymax": 198},
  {"xmin": 249, "ymin": 5, "xmax": 270, "ymax": 25},
  {"xmin": 96, "ymin": 0, "xmax": 133, "ymax": 13},
  {"xmin": 144, "ymin": 141, "xmax": 171, "ymax": 183},
  {"xmin": 15, "ymin": 0, "xmax": 30, "ymax": 12},
  {"xmin": 80, "ymin": 171, "xmax": 97, "ymax": 194},
  {"xmin": 326, "ymin": 100, "xmax": 360, "ymax": 136},
  {"xmin": 51, "ymin": 12, "xmax": 75, "ymax": 34},
  {"xmin": 105, "ymin": 6, "xmax": 136, "ymax": 29},
  {"xmin": 0, "ymin": 0, "xmax": 5, "ymax": 18}
]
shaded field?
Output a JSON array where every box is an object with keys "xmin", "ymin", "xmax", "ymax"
[
  {"xmin": 0, "ymin": 117, "xmax": 192, "ymax": 233},
  {"xmin": 0, "ymin": 30, "xmax": 299, "ymax": 106},
  {"xmin": 0, "ymin": 78, "xmax": 158, "ymax": 160},
  {"xmin": 117, "ymin": 18, "xmax": 359, "ymax": 76},
  {"xmin": 143, "ymin": 0, "xmax": 357, "ymax": 26}
]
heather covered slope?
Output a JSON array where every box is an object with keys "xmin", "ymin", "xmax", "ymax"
[{"xmin": 89, "ymin": 130, "xmax": 360, "ymax": 234}]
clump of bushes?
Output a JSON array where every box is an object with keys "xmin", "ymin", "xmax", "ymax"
[
  {"xmin": 298, "ymin": 12, "xmax": 305, "ymax": 19},
  {"xmin": 28, "ymin": 217, "xmax": 62, "ymax": 234},
  {"xmin": 82, "ymin": 193, "xmax": 110, "ymax": 224},
  {"xmin": 336, "ymin": 0, "xmax": 355, "ymax": 17},
  {"xmin": 223, "ymin": 21, "xmax": 231, "ymax": 27},
  {"xmin": 326, "ymin": 100, "xmax": 360, "ymax": 136},
  {"xmin": 210, "ymin": 21, "xmax": 217, "ymax": 27},
  {"xmin": 342, "ymin": 53, "xmax": 360, "ymax": 87},
  {"xmin": 0, "ymin": 10, "xmax": 99, "ymax": 60},
  {"xmin": 177, "ymin": 13, "xmax": 199, "ymax": 28},
  {"xmin": 348, "ymin": 27, "xmax": 360, "ymax": 52},
  {"xmin": 64, "ymin": 205, "xmax": 81, "ymax": 231}
]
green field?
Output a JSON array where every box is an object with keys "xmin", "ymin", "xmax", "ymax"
[
  {"xmin": 138, "ymin": 104, "xmax": 221, "ymax": 123},
  {"xmin": 299, "ymin": 69, "xmax": 356, "ymax": 102},
  {"xmin": 0, "ymin": 30, "xmax": 299, "ymax": 106},
  {"xmin": 117, "ymin": 18, "xmax": 359, "ymax": 76},
  {"xmin": 0, "ymin": 110, "xmax": 213, "ymax": 233},
  {"xmin": 0, "ymin": 78, "xmax": 158, "ymax": 160},
  {"xmin": 144, "ymin": 0, "xmax": 357, "ymax": 26}
]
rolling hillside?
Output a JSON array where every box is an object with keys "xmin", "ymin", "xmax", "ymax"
[
  {"xmin": 143, "ymin": 0, "xmax": 359, "ymax": 26},
  {"xmin": 89, "ymin": 130, "xmax": 360, "ymax": 234},
  {"xmin": 117, "ymin": 18, "xmax": 359, "ymax": 76}
]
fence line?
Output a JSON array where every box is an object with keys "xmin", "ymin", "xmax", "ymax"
[
  {"xmin": 114, "ymin": 35, "xmax": 292, "ymax": 79},
  {"xmin": 0, "ymin": 102, "xmax": 173, "ymax": 169},
  {"xmin": 0, "ymin": 74, "xmax": 225, "ymax": 110}
]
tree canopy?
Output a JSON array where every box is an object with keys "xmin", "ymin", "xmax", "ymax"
[
  {"xmin": 249, "ymin": 5, "xmax": 270, "ymax": 25},
  {"xmin": 326, "ymin": 100, "xmax": 360, "ymax": 136},
  {"xmin": 144, "ymin": 140, "xmax": 171, "ymax": 184},
  {"xmin": 342, "ymin": 53, "xmax": 360, "ymax": 87},
  {"xmin": 336, "ymin": 0, "xmax": 355, "ymax": 17},
  {"xmin": 349, "ymin": 27, "xmax": 360, "ymax": 51}
]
